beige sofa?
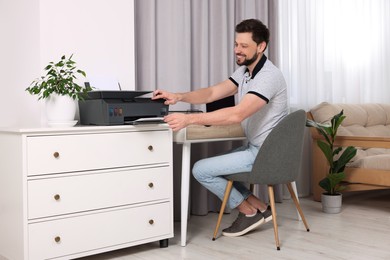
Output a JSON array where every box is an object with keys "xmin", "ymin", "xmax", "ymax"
[{"xmin": 308, "ymin": 102, "xmax": 390, "ymax": 201}]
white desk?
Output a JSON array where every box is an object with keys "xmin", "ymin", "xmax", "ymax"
[{"xmin": 173, "ymin": 124, "xmax": 246, "ymax": 247}]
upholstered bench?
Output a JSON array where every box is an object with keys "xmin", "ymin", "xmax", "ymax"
[{"xmin": 308, "ymin": 102, "xmax": 390, "ymax": 201}]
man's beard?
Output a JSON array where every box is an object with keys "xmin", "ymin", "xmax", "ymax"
[{"xmin": 236, "ymin": 52, "xmax": 259, "ymax": 66}]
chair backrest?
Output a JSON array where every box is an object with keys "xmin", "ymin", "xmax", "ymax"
[{"xmin": 248, "ymin": 109, "xmax": 306, "ymax": 185}]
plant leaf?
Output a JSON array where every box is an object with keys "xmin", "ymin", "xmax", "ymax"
[
  {"xmin": 306, "ymin": 119, "xmax": 332, "ymax": 144},
  {"xmin": 317, "ymin": 140, "xmax": 333, "ymax": 166},
  {"xmin": 319, "ymin": 177, "xmax": 331, "ymax": 193},
  {"xmin": 328, "ymin": 172, "xmax": 346, "ymax": 194},
  {"xmin": 333, "ymin": 146, "xmax": 357, "ymax": 173}
]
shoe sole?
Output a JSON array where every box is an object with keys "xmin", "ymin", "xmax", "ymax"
[
  {"xmin": 263, "ymin": 207, "xmax": 273, "ymax": 223},
  {"xmin": 222, "ymin": 218, "xmax": 265, "ymax": 237},
  {"xmin": 264, "ymin": 214, "xmax": 273, "ymax": 223}
]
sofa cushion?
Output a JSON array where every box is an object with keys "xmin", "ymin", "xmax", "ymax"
[
  {"xmin": 310, "ymin": 102, "xmax": 390, "ymax": 137},
  {"xmin": 348, "ymin": 149, "xmax": 390, "ymax": 171},
  {"xmin": 362, "ymin": 104, "xmax": 387, "ymax": 126}
]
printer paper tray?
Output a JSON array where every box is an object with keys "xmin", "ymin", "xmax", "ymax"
[{"xmin": 124, "ymin": 117, "xmax": 165, "ymax": 125}]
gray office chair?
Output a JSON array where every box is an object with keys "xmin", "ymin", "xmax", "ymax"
[{"xmin": 212, "ymin": 109, "xmax": 310, "ymax": 250}]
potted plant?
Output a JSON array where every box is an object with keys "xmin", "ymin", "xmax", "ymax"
[
  {"xmin": 26, "ymin": 54, "xmax": 92, "ymax": 126},
  {"xmin": 306, "ymin": 110, "xmax": 357, "ymax": 213}
]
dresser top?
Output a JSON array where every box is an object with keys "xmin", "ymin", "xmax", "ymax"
[{"xmin": 0, "ymin": 124, "xmax": 170, "ymax": 135}]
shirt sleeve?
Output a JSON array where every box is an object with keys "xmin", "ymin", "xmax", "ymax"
[
  {"xmin": 247, "ymin": 64, "xmax": 285, "ymax": 103},
  {"xmin": 229, "ymin": 66, "xmax": 246, "ymax": 87}
]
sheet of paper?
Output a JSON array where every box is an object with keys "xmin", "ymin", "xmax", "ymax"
[
  {"xmin": 88, "ymin": 76, "xmax": 120, "ymax": 90},
  {"xmin": 134, "ymin": 117, "xmax": 165, "ymax": 122}
]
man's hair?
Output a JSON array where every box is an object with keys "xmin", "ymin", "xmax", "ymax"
[{"xmin": 235, "ymin": 19, "xmax": 270, "ymax": 49}]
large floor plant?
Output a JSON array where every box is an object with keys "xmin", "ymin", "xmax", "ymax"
[{"xmin": 306, "ymin": 110, "xmax": 357, "ymax": 195}]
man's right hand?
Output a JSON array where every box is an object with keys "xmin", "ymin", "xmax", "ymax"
[{"xmin": 152, "ymin": 89, "xmax": 180, "ymax": 105}]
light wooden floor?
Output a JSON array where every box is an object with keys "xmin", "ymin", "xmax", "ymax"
[{"xmin": 80, "ymin": 189, "xmax": 390, "ymax": 260}]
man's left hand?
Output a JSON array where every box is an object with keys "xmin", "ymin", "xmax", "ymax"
[{"xmin": 164, "ymin": 113, "xmax": 190, "ymax": 131}]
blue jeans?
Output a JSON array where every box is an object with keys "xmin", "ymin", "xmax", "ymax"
[{"xmin": 192, "ymin": 143, "xmax": 259, "ymax": 209}]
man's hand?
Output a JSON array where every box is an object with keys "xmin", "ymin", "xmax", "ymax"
[
  {"xmin": 152, "ymin": 89, "xmax": 180, "ymax": 105},
  {"xmin": 163, "ymin": 113, "xmax": 190, "ymax": 132}
]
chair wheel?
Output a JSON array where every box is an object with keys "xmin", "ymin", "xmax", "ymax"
[{"xmin": 277, "ymin": 247, "xmax": 280, "ymax": 250}]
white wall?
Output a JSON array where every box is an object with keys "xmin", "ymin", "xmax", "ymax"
[
  {"xmin": 0, "ymin": 0, "xmax": 41, "ymax": 127},
  {"xmin": 40, "ymin": 0, "xmax": 135, "ymax": 91},
  {"xmin": 0, "ymin": 0, "xmax": 135, "ymax": 128}
]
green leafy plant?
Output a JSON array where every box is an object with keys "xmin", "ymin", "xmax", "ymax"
[
  {"xmin": 306, "ymin": 110, "xmax": 357, "ymax": 195},
  {"xmin": 26, "ymin": 54, "xmax": 92, "ymax": 100}
]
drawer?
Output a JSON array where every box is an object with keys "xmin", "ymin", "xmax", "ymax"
[
  {"xmin": 28, "ymin": 166, "xmax": 172, "ymax": 219},
  {"xmin": 26, "ymin": 130, "xmax": 171, "ymax": 176},
  {"xmin": 28, "ymin": 202, "xmax": 173, "ymax": 260}
]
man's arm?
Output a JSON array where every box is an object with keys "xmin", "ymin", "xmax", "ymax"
[
  {"xmin": 152, "ymin": 79, "xmax": 237, "ymax": 105},
  {"xmin": 164, "ymin": 93, "xmax": 267, "ymax": 131}
]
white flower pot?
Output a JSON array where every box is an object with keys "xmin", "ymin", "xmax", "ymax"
[
  {"xmin": 321, "ymin": 193, "xmax": 342, "ymax": 214},
  {"xmin": 45, "ymin": 94, "xmax": 77, "ymax": 126}
]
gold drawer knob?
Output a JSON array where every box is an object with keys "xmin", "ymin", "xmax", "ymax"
[
  {"xmin": 54, "ymin": 194, "xmax": 61, "ymax": 201},
  {"xmin": 148, "ymin": 182, "xmax": 154, "ymax": 188},
  {"xmin": 54, "ymin": 236, "xmax": 61, "ymax": 243},
  {"xmin": 148, "ymin": 145, "xmax": 153, "ymax": 151},
  {"xmin": 53, "ymin": 152, "xmax": 60, "ymax": 158},
  {"xmin": 149, "ymin": 219, "xmax": 154, "ymax": 225}
]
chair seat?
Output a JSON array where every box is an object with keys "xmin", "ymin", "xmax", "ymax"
[{"xmin": 225, "ymin": 172, "xmax": 251, "ymax": 182}]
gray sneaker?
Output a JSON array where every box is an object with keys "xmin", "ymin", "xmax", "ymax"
[
  {"xmin": 222, "ymin": 212, "xmax": 265, "ymax": 237},
  {"xmin": 262, "ymin": 206, "xmax": 273, "ymax": 223}
]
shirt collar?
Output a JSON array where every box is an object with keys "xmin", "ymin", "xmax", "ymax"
[{"xmin": 245, "ymin": 54, "xmax": 267, "ymax": 79}]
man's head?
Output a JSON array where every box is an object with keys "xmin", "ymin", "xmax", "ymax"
[{"xmin": 234, "ymin": 19, "xmax": 270, "ymax": 67}]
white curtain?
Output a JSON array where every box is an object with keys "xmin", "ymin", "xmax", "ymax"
[
  {"xmin": 278, "ymin": 0, "xmax": 390, "ymax": 110},
  {"xmin": 277, "ymin": 0, "xmax": 390, "ymax": 199},
  {"xmin": 135, "ymin": 0, "xmax": 282, "ymax": 219}
]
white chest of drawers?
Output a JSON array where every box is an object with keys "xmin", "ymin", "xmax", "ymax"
[{"xmin": 0, "ymin": 125, "xmax": 173, "ymax": 260}]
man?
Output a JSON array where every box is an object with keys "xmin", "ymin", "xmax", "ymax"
[{"xmin": 152, "ymin": 19, "xmax": 288, "ymax": 237}]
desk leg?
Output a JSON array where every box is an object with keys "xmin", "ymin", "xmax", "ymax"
[{"xmin": 181, "ymin": 142, "xmax": 191, "ymax": 247}]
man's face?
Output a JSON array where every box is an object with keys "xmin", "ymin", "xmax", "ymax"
[{"xmin": 234, "ymin": 32, "xmax": 261, "ymax": 66}]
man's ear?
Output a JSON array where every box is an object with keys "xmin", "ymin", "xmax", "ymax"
[{"xmin": 258, "ymin": 41, "xmax": 267, "ymax": 53}]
